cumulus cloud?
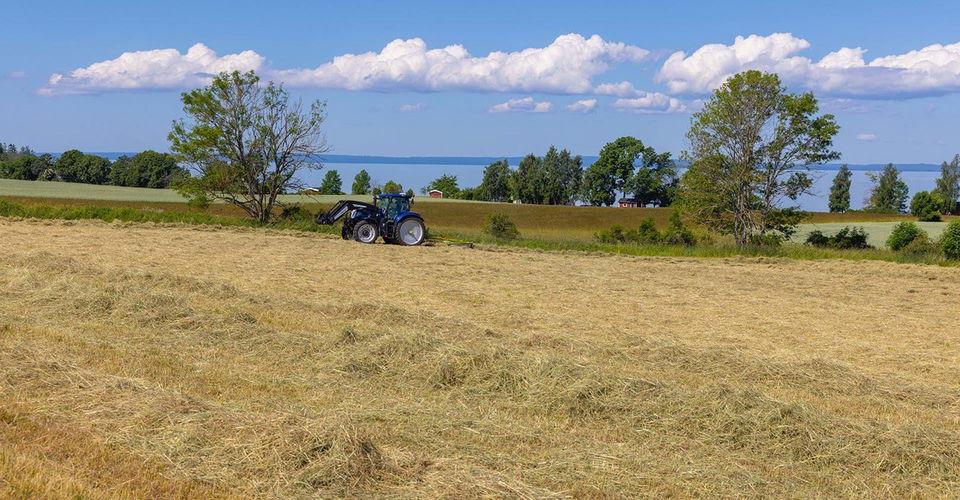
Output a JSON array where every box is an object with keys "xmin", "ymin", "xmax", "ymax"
[
  {"xmin": 398, "ymin": 102, "xmax": 427, "ymax": 112},
  {"xmin": 488, "ymin": 97, "xmax": 552, "ymax": 113},
  {"xmin": 856, "ymin": 133, "xmax": 877, "ymax": 141},
  {"xmin": 656, "ymin": 33, "xmax": 960, "ymax": 98},
  {"xmin": 41, "ymin": 43, "xmax": 264, "ymax": 95},
  {"xmin": 274, "ymin": 34, "xmax": 649, "ymax": 94},
  {"xmin": 42, "ymin": 34, "xmax": 650, "ymax": 96},
  {"xmin": 566, "ymin": 98, "xmax": 598, "ymax": 113},
  {"xmin": 613, "ymin": 93, "xmax": 688, "ymax": 114}
]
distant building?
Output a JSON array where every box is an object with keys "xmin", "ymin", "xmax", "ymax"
[
  {"xmin": 617, "ymin": 197, "xmax": 637, "ymax": 208},
  {"xmin": 428, "ymin": 189, "xmax": 443, "ymax": 198}
]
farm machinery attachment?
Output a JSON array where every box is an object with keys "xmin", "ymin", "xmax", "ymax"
[{"xmin": 315, "ymin": 193, "xmax": 426, "ymax": 245}]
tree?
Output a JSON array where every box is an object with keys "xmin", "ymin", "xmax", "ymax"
[
  {"xmin": 54, "ymin": 150, "xmax": 112, "ymax": 184},
  {"xmin": 383, "ymin": 180, "xmax": 403, "ymax": 193},
  {"xmin": 110, "ymin": 150, "xmax": 185, "ymax": 188},
  {"xmin": 0, "ymin": 154, "xmax": 52, "ymax": 180},
  {"xmin": 425, "ymin": 174, "xmax": 460, "ymax": 198},
  {"xmin": 626, "ymin": 148, "xmax": 677, "ymax": 207},
  {"xmin": 933, "ymin": 154, "xmax": 959, "ymax": 214},
  {"xmin": 909, "ymin": 191, "xmax": 942, "ymax": 221},
  {"xmin": 511, "ymin": 154, "xmax": 544, "ymax": 204},
  {"xmin": 480, "ymin": 159, "xmax": 511, "ymax": 202},
  {"xmin": 541, "ymin": 147, "xmax": 583, "ymax": 205},
  {"xmin": 318, "ymin": 169, "xmax": 343, "ymax": 194},
  {"xmin": 677, "ymin": 70, "xmax": 840, "ymax": 246},
  {"xmin": 169, "ymin": 71, "xmax": 329, "ymax": 222},
  {"xmin": 865, "ymin": 163, "xmax": 909, "ymax": 213},
  {"xmin": 581, "ymin": 161, "xmax": 618, "ymax": 206},
  {"xmin": 828, "ymin": 164, "xmax": 852, "ymax": 213},
  {"xmin": 351, "ymin": 169, "xmax": 372, "ymax": 195}
]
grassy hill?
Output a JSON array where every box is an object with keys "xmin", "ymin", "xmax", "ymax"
[{"xmin": 1, "ymin": 218, "xmax": 958, "ymax": 496}]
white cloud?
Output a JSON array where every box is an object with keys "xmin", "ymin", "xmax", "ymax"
[
  {"xmin": 41, "ymin": 43, "xmax": 264, "ymax": 95},
  {"xmin": 613, "ymin": 93, "xmax": 688, "ymax": 114},
  {"xmin": 488, "ymin": 97, "xmax": 552, "ymax": 113},
  {"xmin": 656, "ymin": 33, "xmax": 960, "ymax": 99},
  {"xmin": 42, "ymin": 34, "xmax": 650, "ymax": 96},
  {"xmin": 274, "ymin": 34, "xmax": 649, "ymax": 94},
  {"xmin": 566, "ymin": 98, "xmax": 597, "ymax": 113},
  {"xmin": 398, "ymin": 102, "xmax": 427, "ymax": 112},
  {"xmin": 856, "ymin": 133, "xmax": 877, "ymax": 141}
]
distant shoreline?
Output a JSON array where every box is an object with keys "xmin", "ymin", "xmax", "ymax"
[{"xmin": 42, "ymin": 152, "xmax": 944, "ymax": 172}]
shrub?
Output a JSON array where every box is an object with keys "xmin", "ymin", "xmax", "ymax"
[
  {"xmin": 886, "ymin": 222, "xmax": 927, "ymax": 251},
  {"xmin": 805, "ymin": 230, "xmax": 829, "ymax": 247},
  {"xmin": 748, "ymin": 233, "xmax": 783, "ymax": 247},
  {"xmin": 594, "ymin": 225, "xmax": 629, "ymax": 244},
  {"xmin": 805, "ymin": 226, "xmax": 872, "ymax": 249},
  {"xmin": 280, "ymin": 204, "xmax": 313, "ymax": 221},
  {"xmin": 940, "ymin": 220, "xmax": 960, "ymax": 259},
  {"xmin": 483, "ymin": 213, "xmax": 519, "ymax": 241},
  {"xmin": 634, "ymin": 218, "xmax": 661, "ymax": 244},
  {"xmin": 901, "ymin": 235, "xmax": 936, "ymax": 255},
  {"xmin": 909, "ymin": 191, "xmax": 942, "ymax": 222}
]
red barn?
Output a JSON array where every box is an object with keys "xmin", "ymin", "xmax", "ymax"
[
  {"xmin": 617, "ymin": 197, "xmax": 637, "ymax": 208},
  {"xmin": 428, "ymin": 189, "xmax": 443, "ymax": 198}
]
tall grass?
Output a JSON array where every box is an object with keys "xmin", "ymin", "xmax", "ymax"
[{"xmin": 1, "ymin": 198, "xmax": 955, "ymax": 266}]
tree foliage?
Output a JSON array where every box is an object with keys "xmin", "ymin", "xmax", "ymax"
[
  {"xmin": 479, "ymin": 159, "xmax": 511, "ymax": 202},
  {"xmin": 110, "ymin": 150, "xmax": 185, "ymax": 188},
  {"xmin": 865, "ymin": 163, "xmax": 909, "ymax": 213},
  {"xmin": 676, "ymin": 70, "xmax": 839, "ymax": 246},
  {"xmin": 509, "ymin": 147, "xmax": 581, "ymax": 205},
  {"xmin": 382, "ymin": 180, "xmax": 403, "ymax": 194},
  {"xmin": 169, "ymin": 71, "xmax": 329, "ymax": 222},
  {"xmin": 351, "ymin": 169, "xmax": 371, "ymax": 195},
  {"xmin": 54, "ymin": 150, "xmax": 112, "ymax": 184},
  {"xmin": 933, "ymin": 154, "xmax": 959, "ymax": 214},
  {"xmin": 583, "ymin": 136, "xmax": 678, "ymax": 207},
  {"xmin": 909, "ymin": 191, "xmax": 942, "ymax": 221},
  {"xmin": 425, "ymin": 174, "xmax": 460, "ymax": 198},
  {"xmin": 828, "ymin": 164, "xmax": 852, "ymax": 213},
  {"xmin": 318, "ymin": 169, "xmax": 343, "ymax": 195}
]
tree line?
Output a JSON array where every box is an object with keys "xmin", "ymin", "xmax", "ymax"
[
  {"xmin": 828, "ymin": 156, "xmax": 959, "ymax": 220},
  {"xmin": 0, "ymin": 143, "xmax": 185, "ymax": 188}
]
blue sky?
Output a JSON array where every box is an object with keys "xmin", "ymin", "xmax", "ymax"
[{"xmin": 2, "ymin": 0, "xmax": 960, "ymax": 163}]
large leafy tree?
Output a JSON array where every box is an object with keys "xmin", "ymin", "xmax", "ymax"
[
  {"xmin": 351, "ymin": 169, "xmax": 372, "ymax": 195},
  {"xmin": 480, "ymin": 159, "xmax": 512, "ymax": 202},
  {"xmin": 0, "ymin": 154, "xmax": 53, "ymax": 181},
  {"xmin": 169, "ymin": 71, "xmax": 329, "ymax": 222},
  {"xmin": 424, "ymin": 174, "xmax": 460, "ymax": 197},
  {"xmin": 828, "ymin": 164, "xmax": 852, "ymax": 213},
  {"xmin": 625, "ymin": 148, "xmax": 677, "ymax": 207},
  {"xmin": 933, "ymin": 154, "xmax": 959, "ymax": 213},
  {"xmin": 581, "ymin": 137, "xmax": 675, "ymax": 207},
  {"xmin": 541, "ymin": 147, "xmax": 583, "ymax": 205},
  {"xmin": 318, "ymin": 169, "xmax": 343, "ymax": 194},
  {"xmin": 511, "ymin": 154, "xmax": 544, "ymax": 204},
  {"xmin": 677, "ymin": 70, "xmax": 840, "ymax": 246},
  {"xmin": 865, "ymin": 163, "xmax": 909, "ymax": 213},
  {"xmin": 54, "ymin": 150, "xmax": 112, "ymax": 184},
  {"xmin": 110, "ymin": 150, "xmax": 186, "ymax": 188}
]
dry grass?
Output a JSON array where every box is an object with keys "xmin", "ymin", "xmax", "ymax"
[
  {"xmin": 1, "ymin": 194, "xmax": 921, "ymax": 244},
  {"xmin": 1, "ymin": 218, "xmax": 959, "ymax": 497}
]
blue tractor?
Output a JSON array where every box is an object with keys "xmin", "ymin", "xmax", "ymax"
[{"xmin": 315, "ymin": 193, "xmax": 427, "ymax": 245}]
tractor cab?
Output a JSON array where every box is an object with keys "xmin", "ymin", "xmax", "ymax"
[{"xmin": 375, "ymin": 193, "xmax": 413, "ymax": 220}]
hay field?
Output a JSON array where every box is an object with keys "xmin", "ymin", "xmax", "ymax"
[{"xmin": 1, "ymin": 219, "xmax": 959, "ymax": 497}]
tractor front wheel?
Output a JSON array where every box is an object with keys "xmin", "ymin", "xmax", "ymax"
[
  {"xmin": 353, "ymin": 221, "xmax": 379, "ymax": 244},
  {"xmin": 396, "ymin": 218, "xmax": 426, "ymax": 246}
]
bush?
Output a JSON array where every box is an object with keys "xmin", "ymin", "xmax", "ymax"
[
  {"xmin": 902, "ymin": 235, "xmax": 936, "ymax": 255},
  {"xmin": 940, "ymin": 220, "xmax": 960, "ymax": 259},
  {"xmin": 886, "ymin": 222, "xmax": 927, "ymax": 251},
  {"xmin": 594, "ymin": 225, "xmax": 629, "ymax": 244},
  {"xmin": 483, "ymin": 213, "xmax": 519, "ymax": 241},
  {"xmin": 805, "ymin": 226, "xmax": 872, "ymax": 249},
  {"xmin": 909, "ymin": 191, "xmax": 942, "ymax": 222},
  {"xmin": 661, "ymin": 213, "xmax": 696, "ymax": 246},
  {"xmin": 280, "ymin": 204, "xmax": 313, "ymax": 221},
  {"xmin": 634, "ymin": 219, "xmax": 661, "ymax": 244},
  {"xmin": 749, "ymin": 233, "xmax": 783, "ymax": 247}
]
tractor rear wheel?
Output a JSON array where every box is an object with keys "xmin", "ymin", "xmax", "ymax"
[
  {"xmin": 353, "ymin": 221, "xmax": 379, "ymax": 243},
  {"xmin": 397, "ymin": 217, "xmax": 425, "ymax": 246}
]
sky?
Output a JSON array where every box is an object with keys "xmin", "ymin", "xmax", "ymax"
[{"xmin": 2, "ymin": 0, "xmax": 960, "ymax": 163}]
